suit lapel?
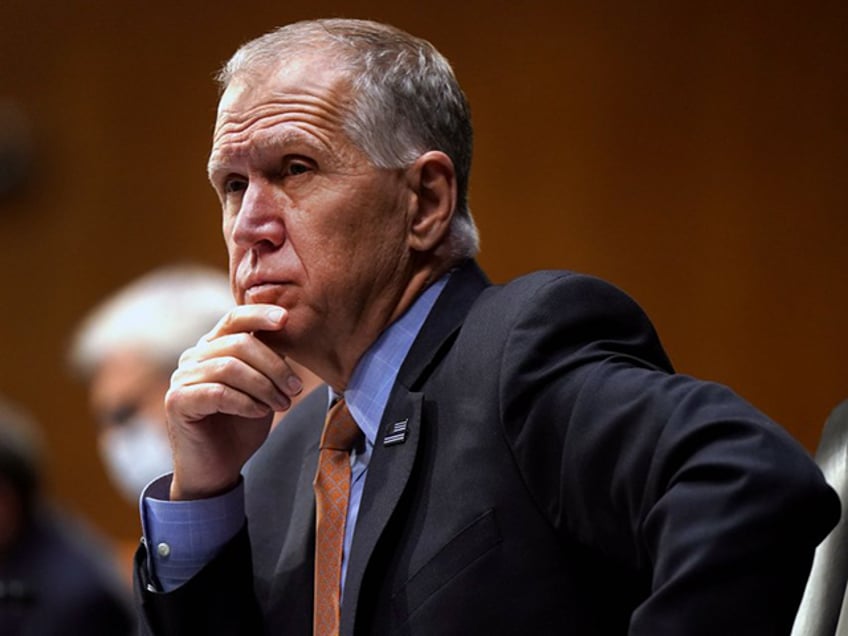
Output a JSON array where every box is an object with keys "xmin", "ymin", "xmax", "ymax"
[
  {"xmin": 396, "ymin": 260, "xmax": 490, "ymax": 390},
  {"xmin": 340, "ymin": 260, "xmax": 490, "ymax": 634},
  {"xmin": 341, "ymin": 389, "xmax": 423, "ymax": 633}
]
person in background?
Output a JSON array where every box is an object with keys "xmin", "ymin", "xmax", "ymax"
[
  {"xmin": 68, "ymin": 263, "xmax": 321, "ymax": 505},
  {"xmin": 0, "ymin": 395, "xmax": 135, "ymax": 636},
  {"xmin": 134, "ymin": 19, "xmax": 838, "ymax": 636}
]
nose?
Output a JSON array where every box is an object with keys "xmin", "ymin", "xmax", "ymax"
[{"xmin": 230, "ymin": 180, "xmax": 286, "ymax": 252}]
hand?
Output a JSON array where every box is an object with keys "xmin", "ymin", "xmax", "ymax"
[{"xmin": 164, "ymin": 304, "xmax": 302, "ymax": 500}]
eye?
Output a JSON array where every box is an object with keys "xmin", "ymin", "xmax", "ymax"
[
  {"xmin": 287, "ymin": 162, "xmax": 309, "ymax": 176},
  {"xmin": 282, "ymin": 157, "xmax": 313, "ymax": 178},
  {"xmin": 103, "ymin": 403, "xmax": 138, "ymax": 428},
  {"xmin": 224, "ymin": 176, "xmax": 248, "ymax": 194}
]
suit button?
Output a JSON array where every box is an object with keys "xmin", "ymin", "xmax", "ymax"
[{"xmin": 157, "ymin": 542, "xmax": 171, "ymax": 558}]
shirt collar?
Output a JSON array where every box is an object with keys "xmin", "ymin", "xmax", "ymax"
[{"xmin": 341, "ymin": 275, "xmax": 448, "ymax": 445}]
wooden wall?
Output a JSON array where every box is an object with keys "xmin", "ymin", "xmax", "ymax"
[{"xmin": 1, "ymin": 0, "xmax": 845, "ymax": 543}]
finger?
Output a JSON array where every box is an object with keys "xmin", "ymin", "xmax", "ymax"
[
  {"xmin": 166, "ymin": 381, "xmax": 277, "ymax": 423},
  {"xmin": 184, "ymin": 331, "xmax": 302, "ymax": 399},
  {"xmin": 202, "ymin": 304, "xmax": 288, "ymax": 342},
  {"xmin": 173, "ymin": 355, "xmax": 294, "ymax": 414}
]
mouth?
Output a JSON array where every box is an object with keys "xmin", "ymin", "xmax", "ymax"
[{"xmin": 243, "ymin": 281, "xmax": 292, "ymax": 305}]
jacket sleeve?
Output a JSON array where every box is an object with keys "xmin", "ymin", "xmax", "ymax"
[
  {"xmin": 498, "ymin": 271, "xmax": 839, "ymax": 635},
  {"xmin": 134, "ymin": 525, "xmax": 263, "ymax": 635}
]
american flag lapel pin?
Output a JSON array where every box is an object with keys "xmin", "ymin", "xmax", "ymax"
[{"xmin": 383, "ymin": 419, "xmax": 409, "ymax": 446}]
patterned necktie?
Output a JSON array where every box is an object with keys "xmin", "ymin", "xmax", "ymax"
[{"xmin": 313, "ymin": 398, "xmax": 362, "ymax": 636}]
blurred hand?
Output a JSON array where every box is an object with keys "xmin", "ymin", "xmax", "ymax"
[{"xmin": 165, "ymin": 304, "xmax": 302, "ymax": 500}]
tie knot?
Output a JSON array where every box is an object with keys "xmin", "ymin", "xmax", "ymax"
[{"xmin": 320, "ymin": 399, "xmax": 361, "ymax": 451}]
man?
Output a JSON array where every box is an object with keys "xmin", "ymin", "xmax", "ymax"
[
  {"xmin": 69, "ymin": 264, "xmax": 237, "ymax": 503},
  {"xmin": 69, "ymin": 264, "xmax": 321, "ymax": 504},
  {"xmin": 135, "ymin": 19, "xmax": 839, "ymax": 635},
  {"xmin": 0, "ymin": 396, "xmax": 135, "ymax": 635}
]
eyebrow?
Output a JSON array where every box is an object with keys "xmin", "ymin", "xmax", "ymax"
[
  {"xmin": 207, "ymin": 129, "xmax": 290, "ymax": 177},
  {"xmin": 208, "ymin": 125, "xmax": 338, "ymax": 181}
]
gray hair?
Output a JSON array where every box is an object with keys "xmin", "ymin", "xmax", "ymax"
[
  {"xmin": 68, "ymin": 264, "xmax": 234, "ymax": 379},
  {"xmin": 217, "ymin": 18, "xmax": 479, "ymax": 260}
]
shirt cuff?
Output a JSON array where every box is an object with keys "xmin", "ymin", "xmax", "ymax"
[{"xmin": 140, "ymin": 473, "xmax": 245, "ymax": 592}]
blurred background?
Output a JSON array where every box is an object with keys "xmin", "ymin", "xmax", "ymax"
[{"xmin": 0, "ymin": 0, "xmax": 845, "ymax": 551}]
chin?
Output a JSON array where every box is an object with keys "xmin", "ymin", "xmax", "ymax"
[{"xmin": 254, "ymin": 328, "xmax": 293, "ymax": 355}]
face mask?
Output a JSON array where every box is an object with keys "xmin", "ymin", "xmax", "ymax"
[{"xmin": 99, "ymin": 416, "xmax": 173, "ymax": 504}]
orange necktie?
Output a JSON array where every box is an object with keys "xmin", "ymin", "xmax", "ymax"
[{"xmin": 313, "ymin": 398, "xmax": 362, "ymax": 636}]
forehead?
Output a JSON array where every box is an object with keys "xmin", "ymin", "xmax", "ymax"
[
  {"xmin": 210, "ymin": 57, "xmax": 353, "ymax": 164},
  {"xmin": 90, "ymin": 351, "xmax": 165, "ymax": 408}
]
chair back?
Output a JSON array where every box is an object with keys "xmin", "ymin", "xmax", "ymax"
[{"xmin": 793, "ymin": 400, "xmax": 848, "ymax": 636}]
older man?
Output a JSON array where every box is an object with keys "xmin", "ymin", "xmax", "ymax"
[
  {"xmin": 69, "ymin": 265, "xmax": 236, "ymax": 503},
  {"xmin": 135, "ymin": 19, "xmax": 838, "ymax": 636}
]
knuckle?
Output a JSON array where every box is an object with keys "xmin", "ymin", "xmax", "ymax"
[
  {"xmin": 164, "ymin": 385, "xmax": 183, "ymax": 411},
  {"xmin": 217, "ymin": 308, "xmax": 243, "ymax": 333},
  {"xmin": 178, "ymin": 345, "xmax": 196, "ymax": 365},
  {"xmin": 211, "ymin": 383, "xmax": 230, "ymax": 409},
  {"xmin": 228, "ymin": 332, "xmax": 252, "ymax": 350},
  {"xmin": 213, "ymin": 355, "xmax": 239, "ymax": 377},
  {"xmin": 170, "ymin": 363, "xmax": 188, "ymax": 384}
]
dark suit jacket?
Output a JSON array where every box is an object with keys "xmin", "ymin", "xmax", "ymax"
[
  {"xmin": 1, "ymin": 507, "xmax": 136, "ymax": 636},
  {"xmin": 136, "ymin": 261, "xmax": 839, "ymax": 635}
]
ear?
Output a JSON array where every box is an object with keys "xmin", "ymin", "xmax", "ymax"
[{"xmin": 406, "ymin": 151, "xmax": 457, "ymax": 253}]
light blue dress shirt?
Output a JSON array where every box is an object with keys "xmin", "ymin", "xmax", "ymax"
[{"xmin": 141, "ymin": 276, "xmax": 448, "ymax": 593}]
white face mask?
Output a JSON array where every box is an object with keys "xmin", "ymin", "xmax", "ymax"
[{"xmin": 99, "ymin": 416, "xmax": 173, "ymax": 504}]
